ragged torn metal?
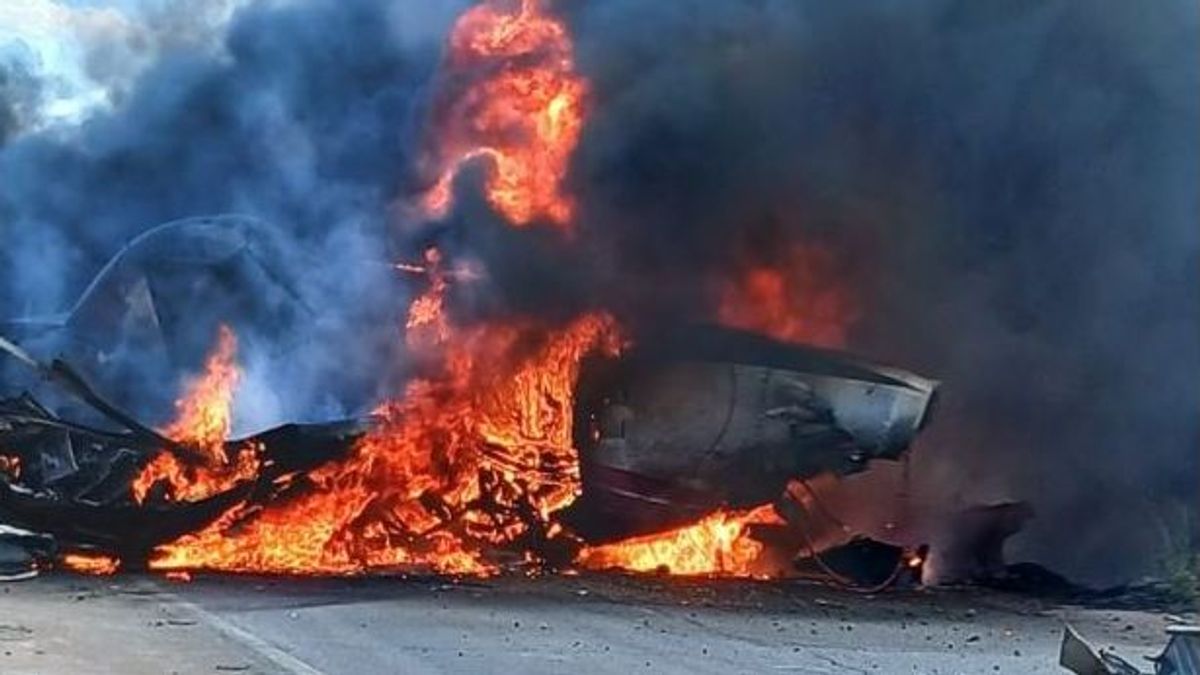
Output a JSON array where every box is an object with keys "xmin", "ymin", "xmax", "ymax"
[
  {"xmin": 1061, "ymin": 623, "xmax": 1200, "ymax": 675},
  {"xmin": 1156, "ymin": 626, "xmax": 1200, "ymax": 675},
  {"xmin": 565, "ymin": 324, "xmax": 938, "ymax": 541},
  {"xmin": 1, "ymin": 234, "xmax": 941, "ymax": 581},
  {"xmin": 0, "ymin": 391, "xmax": 367, "ymax": 564},
  {"xmin": 0, "ymin": 524, "xmax": 54, "ymax": 581},
  {"xmin": 1, "ymin": 320, "xmax": 940, "ymax": 580},
  {"xmin": 0, "ymin": 335, "xmax": 367, "ymax": 566},
  {"xmin": 1061, "ymin": 623, "xmax": 1146, "ymax": 675}
]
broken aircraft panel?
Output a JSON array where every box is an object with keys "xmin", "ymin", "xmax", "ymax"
[
  {"xmin": 0, "ymin": 323, "xmax": 938, "ymax": 567},
  {"xmin": 0, "ymin": 219, "xmax": 940, "ymax": 570},
  {"xmin": 565, "ymin": 325, "xmax": 938, "ymax": 540},
  {"xmin": 0, "ymin": 348, "xmax": 367, "ymax": 560}
]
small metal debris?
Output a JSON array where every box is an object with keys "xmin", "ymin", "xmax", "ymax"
[{"xmin": 1060, "ymin": 622, "xmax": 1200, "ymax": 675}]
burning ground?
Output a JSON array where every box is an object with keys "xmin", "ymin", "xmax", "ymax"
[{"xmin": 0, "ymin": 0, "xmax": 1197, "ymax": 599}]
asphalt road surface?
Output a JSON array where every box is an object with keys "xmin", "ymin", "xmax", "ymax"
[{"xmin": 0, "ymin": 573, "xmax": 1178, "ymax": 674}]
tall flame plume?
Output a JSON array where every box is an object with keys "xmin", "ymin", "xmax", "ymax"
[
  {"xmin": 132, "ymin": 325, "xmax": 258, "ymax": 505},
  {"xmin": 126, "ymin": 0, "xmax": 840, "ymax": 582},
  {"xmin": 420, "ymin": 0, "xmax": 586, "ymax": 229}
]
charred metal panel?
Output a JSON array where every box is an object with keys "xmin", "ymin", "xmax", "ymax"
[{"xmin": 567, "ymin": 325, "xmax": 937, "ymax": 539}]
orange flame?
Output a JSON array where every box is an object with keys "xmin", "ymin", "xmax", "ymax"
[
  {"xmin": 404, "ymin": 248, "xmax": 452, "ymax": 349},
  {"xmin": 129, "ymin": 1, "xmax": 849, "ymax": 581},
  {"xmin": 576, "ymin": 505, "xmax": 783, "ymax": 577},
  {"xmin": 61, "ymin": 552, "xmax": 120, "ymax": 576},
  {"xmin": 132, "ymin": 325, "xmax": 259, "ymax": 504},
  {"xmin": 140, "ymin": 0, "xmax": 606, "ymax": 575},
  {"xmin": 718, "ymin": 244, "xmax": 859, "ymax": 347},
  {"xmin": 419, "ymin": 0, "xmax": 585, "ymax": 228},
  {"xmin": 147, "ymin": 271, "xmax": 622, "ymax": 574},
  {"xmin": 164, "ymin": 324, "xmax": 240, "ymax": 453}
]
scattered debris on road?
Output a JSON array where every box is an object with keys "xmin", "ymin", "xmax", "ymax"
[{"xmin": 1061, "ymin": 623, "xmax": 1200, "ymax": 675}]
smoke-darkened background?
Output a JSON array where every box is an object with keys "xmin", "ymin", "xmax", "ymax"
[{"xmin": 1, "ymin": 0, "xmax": 1196, "ymax": 584}]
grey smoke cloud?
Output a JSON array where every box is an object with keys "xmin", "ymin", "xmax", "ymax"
[
  {"xmin": 0, "ymin": 0, "xmax": 452, "ymax": 432},
  {"xmin": 563, "ymin": 0, "xmax": 1199, "ymax": 584}
]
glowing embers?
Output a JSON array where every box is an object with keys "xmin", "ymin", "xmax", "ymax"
[
  {"xmin": 132, "ymin": 325, "xmax": 259, "ymax": 504},
  {"xmin": 61, "ymin": 552, "xmax": 120, "ymax": 576},
  {"xmin": 717, "ymin": 244, "xmax": 859, "ymax": 347},
  {"xmin": 419, "ymin": 0, "xmax": 586, "ymax": 228},
  {"xmin": 576, "ymin": 505, "xmax": 783, "ymax": 577}
]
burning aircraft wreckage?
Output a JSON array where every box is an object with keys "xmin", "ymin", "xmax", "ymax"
[
  {"xmin": 0, "ymin": 213, "xmax": 938, "ymax": 584},
  {"xmin": 0, "ymin": 0, "xmax": 989, "ymax": 591}
]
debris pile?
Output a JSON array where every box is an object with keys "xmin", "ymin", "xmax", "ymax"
[{"xmin": 0, "ymin": 313, "xmax": 939, "ymax": 582}]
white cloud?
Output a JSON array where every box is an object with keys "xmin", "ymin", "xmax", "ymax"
[{"xmin": 0, "ymin": 0, "xmax": 251, "ymax": 132}]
